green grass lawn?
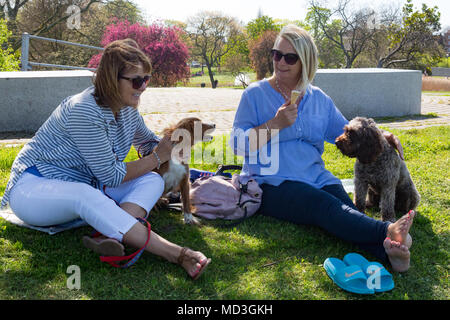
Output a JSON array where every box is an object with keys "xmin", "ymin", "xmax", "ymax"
[
  {"xmin": 422, "ymin": 91, "xmax": 450, "ymax": 96},
  {"xmin": 180, "ymin": 67, "xmax": 257, "ymax": 89},
  {"xmin": 0, "ymin": 126, "xmax": 448, "ymax": 300}
]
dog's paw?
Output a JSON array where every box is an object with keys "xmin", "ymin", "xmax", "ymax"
[
  {"xmin": 156, "ymin": 197, "xmax": 169, "ymax": 208},
  {"xmin": 183, "ymin": 212, "xmax": 202, "ymax": 226}
]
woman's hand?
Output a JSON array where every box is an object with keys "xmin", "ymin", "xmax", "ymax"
[
  {"xmin": 152, "ymin": 135, "xmax": 173, "ymax": 163},
  {"xmin": 272, "ymin": 101, "xmax": 298, "ymax": 129},
  {"xmin": 124, "ymin": 135, "xmax": 173, "ymax": 182},
  {"xmin": 383, "ymin": 131, "xmax": 404, "ymax": 160}
]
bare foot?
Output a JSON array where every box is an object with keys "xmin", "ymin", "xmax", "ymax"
[
  {"xmin": 387, "ymin": 210, "xmax": 415, "ymax": 248},
  {"xmin": 384, "ymin": 237, "xmax": 410, "ymax": 272},
  {"xmin": 178, "ymin": 248, "xmax": 211, "ymax": 280}
]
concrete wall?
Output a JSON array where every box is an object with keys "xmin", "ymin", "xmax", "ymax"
[
  {"xmin": 0, "ymin": 70, "xmax": 93, "ymax": 132},
  {"xmin": 0, "ymin": 69, "xmax": 422, "ymax": 133},
  {"xmin": 313, "ymin": 68, "xmax": 422, "ymax": 120}
]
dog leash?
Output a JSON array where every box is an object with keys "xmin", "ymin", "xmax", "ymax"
[
  {"xmin": 93, "ymin": 217, "xmax": 151, "ymax": 268},
  {"xmin": 93, "ymin": 186, "xmax": 152, "ymax": 268}
]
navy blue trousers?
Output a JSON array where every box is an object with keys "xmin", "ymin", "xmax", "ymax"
[{"xmin": 258, "ymin": 180, "xmax": 390, "ymax": 262}]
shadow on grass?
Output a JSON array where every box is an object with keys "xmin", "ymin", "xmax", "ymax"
[
  {"xmin": 0, "ymin": 209, "xmax": 216, "ymax": 300},
  {"xmin": 200, "ymin": 206, "xmax": 445, "ymax": 300},
  {"xmin": 0, "ymin": 204, "xmax": 445, "ymax": 300},
  {"xmin": 373, "ymin": 113, "xmax": 439, "ymax": 125}
]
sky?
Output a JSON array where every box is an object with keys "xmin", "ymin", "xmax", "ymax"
[{"xmin": 134, "ymin": 0, "xmax": 450, "ymax": 31}]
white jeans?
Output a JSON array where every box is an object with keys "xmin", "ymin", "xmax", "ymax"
[{"xmin": 9, "ymin": 171, "xmax": 165, "ymax": 241}]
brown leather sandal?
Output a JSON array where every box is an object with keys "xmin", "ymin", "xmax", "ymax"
[{"xmin": 177, "ymin": 247, "xmax": 211, "ymax": 280}]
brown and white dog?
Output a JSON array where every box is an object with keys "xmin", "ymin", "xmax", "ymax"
[
  {"xmin": 154, "ymin": 117, "xmax": 215, "ymax": 224},
  {"xmin": 335, "ymin": 117, "xmax": 420, "ymax": 222}
]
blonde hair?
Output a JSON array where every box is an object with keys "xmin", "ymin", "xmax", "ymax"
[
  {"xmin": 274, "ymin": 24, "xmax": 318, "ymax": 93},
  {"xmin": 93, "ymin": 39, "xmax": 152, "ymax": 109}
]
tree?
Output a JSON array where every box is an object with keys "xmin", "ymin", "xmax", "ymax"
[
  {"xmin": 186, "ymin": 11, "xmax": 243, "ymax": 88},
  {"xmin": 0, "ymin": 18, "xmax": 19, "ymax": 71},
  {"xmin": 223, "ymin": 52, "xmax": 249, "ymax": 88},
  {"xmin": 306, "ymin": 9, "xmax": 345, "ymax": 68},
  {"xmin": 376, "ymin": 0, "xmax": 442, "ymax": 68},
  {"xmin": 249, "ymin": 30, "xmax": 278, "ymax": 80},
  {"xmin": 11, "ymin": 0, "xmax": 143, "ymax": 70},
  {"xmin": 307, "ymin": 0, "xmax": 378, "ymax": 68},
  {"xmin": 221, "ymin": 29, "xmax": 251, "ymax": 79},
  {"xmin": 3, "ymin": 0, "xmax": 105, "ymax": 52},
  {"xmin": 0, "ymin": 0, "xmax": 28, "ymax": 27},
  {"xmin": 88, "ymin": 20, "xmax": 190, "ymax": 87},
  {"xmin": 246, "ymin": 15, "xmax": 281, "ymax": 40}
]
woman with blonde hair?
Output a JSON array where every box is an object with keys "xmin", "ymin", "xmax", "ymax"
[
  {"xmin": 1, "ymin": 39, "xmax": 211, "ymax": 279},
  {"xmin": 230, "ymin": 25, "xmax": 414, "ymax": 272}
]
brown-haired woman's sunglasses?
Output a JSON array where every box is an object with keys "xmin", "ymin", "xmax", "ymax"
[
  {"xmin": 119, "ymin": 75, "xmax": 151, "ymax": 89},
  {"xmin": 270, "ymin": 49, "xmax": 300, "ymax": 65}
]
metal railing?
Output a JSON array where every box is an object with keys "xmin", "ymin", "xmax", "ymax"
[{"xmin": 20, "ymin": 32, "xmax": 104, "ymax": 71}]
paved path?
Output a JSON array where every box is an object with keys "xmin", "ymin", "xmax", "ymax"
[{"xmin": 0, "ymin": 88, "xmax": 448, "ymax": 147}]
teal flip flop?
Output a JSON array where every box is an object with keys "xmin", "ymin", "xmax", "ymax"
[
  {"xmin": 343, "ymin": 253, "xmax": 394, "ymax": 293},
  {"xmin": 323, "ymin": 257, "xmax": 374, "ymax": 294}
]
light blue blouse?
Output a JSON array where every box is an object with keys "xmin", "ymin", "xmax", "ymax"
[
  {"xmin": 229, "ymin": 79, "xmax": 349, "ymax": 188},
  {"xmin": 1, "ymin": 86, "xmax": 159, "ymax": 208}
]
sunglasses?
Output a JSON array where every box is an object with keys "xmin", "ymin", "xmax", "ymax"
[
  {"xmin": 119, "ymin": 75, "xmax": 151, "ymax": 89},
  {"xmin": 270, "ymin": 49, "xmax": 300, "ymax": 65}
]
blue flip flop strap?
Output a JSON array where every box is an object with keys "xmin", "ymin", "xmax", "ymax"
[
  {"xmin": 366, "ymin": 262, "xmax": 392, "ymax": 279},
  {"xmin": 343, "ymin": 252, "xmax": 370, "ymax": 268},
  {"xmin": 344, "ymin": 253, "xmax": 392, "ymax": 279},
  {"xmin": 336, "ymin": 265, "xmax": 368, "ymax": 284}
]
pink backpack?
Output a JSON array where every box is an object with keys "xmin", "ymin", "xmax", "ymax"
[{"xmin": 190, "ymin": 166, "xmax": 262, "ymax": 221}]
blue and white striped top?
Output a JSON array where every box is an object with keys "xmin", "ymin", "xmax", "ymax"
[{"xmin": 1, "ymin": 86, "xmax": 159, "ymax": 208}]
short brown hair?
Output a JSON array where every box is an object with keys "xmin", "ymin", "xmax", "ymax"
[{"xmin": 93, "ymin": 39, "xmax": 152, "ymax": 109}]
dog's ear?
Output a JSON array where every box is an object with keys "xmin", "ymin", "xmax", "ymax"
[
  {"xmin": 177, "ymin": 118, "xmax": 197, "ymax": 133},
  {"xmin": 162, "ymin": 125, "xmax": 174, "ymax": 138},
  {"xmin": 355, "ymin": 121, "xmax": 383, "ymax": 164}
]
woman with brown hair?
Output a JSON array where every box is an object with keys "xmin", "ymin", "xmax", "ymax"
[{"xmin": 1, "ymin": 39, "xmax": 211, "ymax": 279}]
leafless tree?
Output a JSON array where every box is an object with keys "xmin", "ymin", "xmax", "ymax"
[
  {"xmin": 308, "ymin": 0, "xmax": 378, "ymax": 68},
  {"xmin": 186, "ymin": 11, "xmax": 243, "ymax": 88},
  {"xmin": 0, "ymin": 0, "xmax": 28, "ymax": 21},
  {"xmin": 2, "ymin": 0, "xmax": 104, "ymax": 50},
  {"xmin": 375, "ymin": 0, "xmax": 442, "ymax": 68}
]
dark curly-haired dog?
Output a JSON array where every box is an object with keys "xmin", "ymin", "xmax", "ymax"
[{"xmin": 335, "ymin": 117, "xmax": 420, "ymax": 222}]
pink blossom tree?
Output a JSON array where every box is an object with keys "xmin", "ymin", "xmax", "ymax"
[{"xmin": 89, "ymin": 20, "xmax": 190, "ymax": 87}]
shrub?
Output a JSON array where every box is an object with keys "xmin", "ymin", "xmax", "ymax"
[
  {"xmin": 89, "ymin": 20, "xmax": 190, "ymax": 87},
  {"xmin": 422, "ymin": 76, "xmax": 450, "ymax": 91},
  {"xmin": 0, "ymin": 19, "xmax": 20, "ymax": 71}
]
